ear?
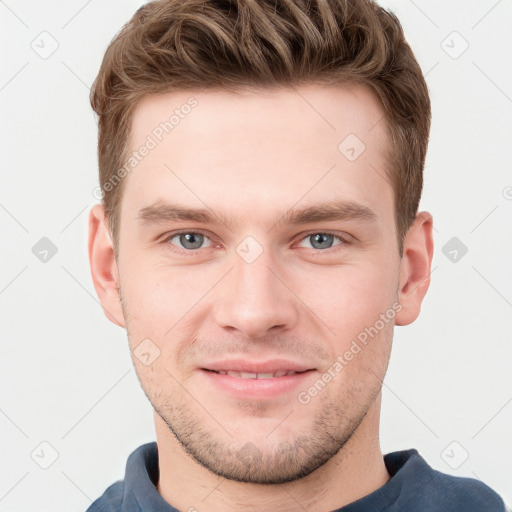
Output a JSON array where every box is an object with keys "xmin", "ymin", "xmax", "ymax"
[
  {"xmin": 88, "ymin": 204, "xmax": 125, "ymax": 327},
  {"xmin": 395, "ymin": 211, "xmax": 434, "ymax": 326}
]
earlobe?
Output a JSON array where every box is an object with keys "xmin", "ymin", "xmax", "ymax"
[
  {"xmin": 88, "ymin": 204, "xmax": 125, "ymax": 328},
  {"xmin": 395, "ymin": 211, "xmax": 434, "ymax": 326}
]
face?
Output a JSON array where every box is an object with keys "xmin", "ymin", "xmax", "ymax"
[{"xmin": 96, "ymin": 85, "xmax": 418, "ymax": 484}]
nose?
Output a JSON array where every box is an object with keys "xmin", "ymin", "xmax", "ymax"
[{"xmin": 213, "ymin": 247, "xmax": 299, "ymax": 339}]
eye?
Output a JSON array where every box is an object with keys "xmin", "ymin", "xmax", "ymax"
[
  {"xmin": 161, "ymin": 230, "xmax": 349, "ymax": 255},
  {"xmin": 166, "ymin": 231, "xmax": 213, "ymax": 251},
  {"xmin": 296, "ymin": 232, "xmax": 346, "ymax": 250}
]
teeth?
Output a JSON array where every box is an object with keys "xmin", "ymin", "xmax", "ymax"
[
  {"xmin": 217, "ymin": 370, "xmax": 298, "ymax": 379},
  {"xmin": 240, "ymin": 372, "xmax": 258, "ymax": 379}
]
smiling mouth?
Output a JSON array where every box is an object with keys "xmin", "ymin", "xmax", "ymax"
[
  {"xmin": 200, "ymin": 366, "xmax": 316, "ymax": 399},
  {"xmin": 203, "ymin": 369, "xmax": 310, "ymax": 379}
]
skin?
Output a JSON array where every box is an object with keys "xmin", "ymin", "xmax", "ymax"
[{"xmin": 89, "ymin": 84, "xmax": 433, "ymax": 511}]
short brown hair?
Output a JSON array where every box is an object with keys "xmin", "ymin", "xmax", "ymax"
[{"xmin": 90, "ymin": 0, "xmax": 431, "ymax": 256}]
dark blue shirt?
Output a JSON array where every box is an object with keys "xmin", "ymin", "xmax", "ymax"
[{"xmin": 86, "ymin": 442, "xmax": 505, "ymax": 511}]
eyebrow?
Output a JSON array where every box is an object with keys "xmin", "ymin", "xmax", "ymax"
[{"xmin": 137, "ymin": 199, "xmax": 378, "ymax": 230}]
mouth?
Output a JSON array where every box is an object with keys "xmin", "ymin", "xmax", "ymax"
[
  {"xmin": 199, "ymin": 360, "xmax": 316, "ymax": 399},
  {"xmin": 203, "ymin": 369, "xmax": 309, "ymax": 379}
]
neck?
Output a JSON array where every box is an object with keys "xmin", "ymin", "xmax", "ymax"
[{"xmin": 155, "ymin": 398, "xmax": 389, "ymax": 511}]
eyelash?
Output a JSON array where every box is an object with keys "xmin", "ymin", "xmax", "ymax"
[{"xmin": 161, "ymin": 230, "xmax": 351, "ymax": 255}]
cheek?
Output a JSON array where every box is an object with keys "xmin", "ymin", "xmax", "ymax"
[
  {"xmin": 328, "ymin": 317, "xmax": 394, "ymax": 402},
  {"xmin": 120, "ymin": 258, "xmax": 198, "ymax": 330},
  {"xmin": 295, "ymin": 259, "xmax": 399, "ymax": 336},
  {"xmin": 119, "ymin": 262, "xmax": 207, "ymax": 372}
]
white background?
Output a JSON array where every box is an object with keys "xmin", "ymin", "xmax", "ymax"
[{"xmin": 1, "ymin": 0, "xmax": 511, "ymax": 510}]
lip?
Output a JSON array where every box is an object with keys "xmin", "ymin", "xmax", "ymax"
[
  {"xmin": 199, "ymin": 359, "xmax": 317, "ymax": 399},
  {"xmin": 201, "ymin": 358, "xmax": 315, "ymax": 374}
]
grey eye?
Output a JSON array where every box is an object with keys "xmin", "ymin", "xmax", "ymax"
[
  {"xmin": 297, "ymin": 233, "xmax": 343, "ymax": 250},
  {"xmin": 309, "ymin": 233, "xmax": 335, "ymax": 250},
  {"xmin": 171, "ymin": 232, "xmax": 209, "ymax": 250}
]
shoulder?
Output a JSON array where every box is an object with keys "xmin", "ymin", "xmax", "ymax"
[
  {"xmin": 389, "ymin": 450, "xmax": 506, "ymax": 511},
  {"xmin": 85, "ymin": 480, "xmax": 124, "ymax": 512},
  {"xmin": 422, "ymin": 470, "xmax": 506, "ymax": 511},
  {"xmin": 84, "ymin": 442, "xmax": 158, "ymax": 512}
]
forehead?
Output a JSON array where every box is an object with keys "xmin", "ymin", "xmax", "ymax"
[
  {"xmin": 121, "ymin": 84, "xmax": 392, "ymax": 229},
  {"xmin": 130, "ymin": 84, "xmax": 388, "ymax": 151}
]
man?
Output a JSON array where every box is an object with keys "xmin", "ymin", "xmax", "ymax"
[{"xmin": 86, "ymin": 0, "xmax": 505, "ymax": 510}]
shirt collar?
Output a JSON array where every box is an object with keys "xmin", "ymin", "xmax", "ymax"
[{"xmin": 121, "ymin": 442, "xmax": 428, "ymax": 511}]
